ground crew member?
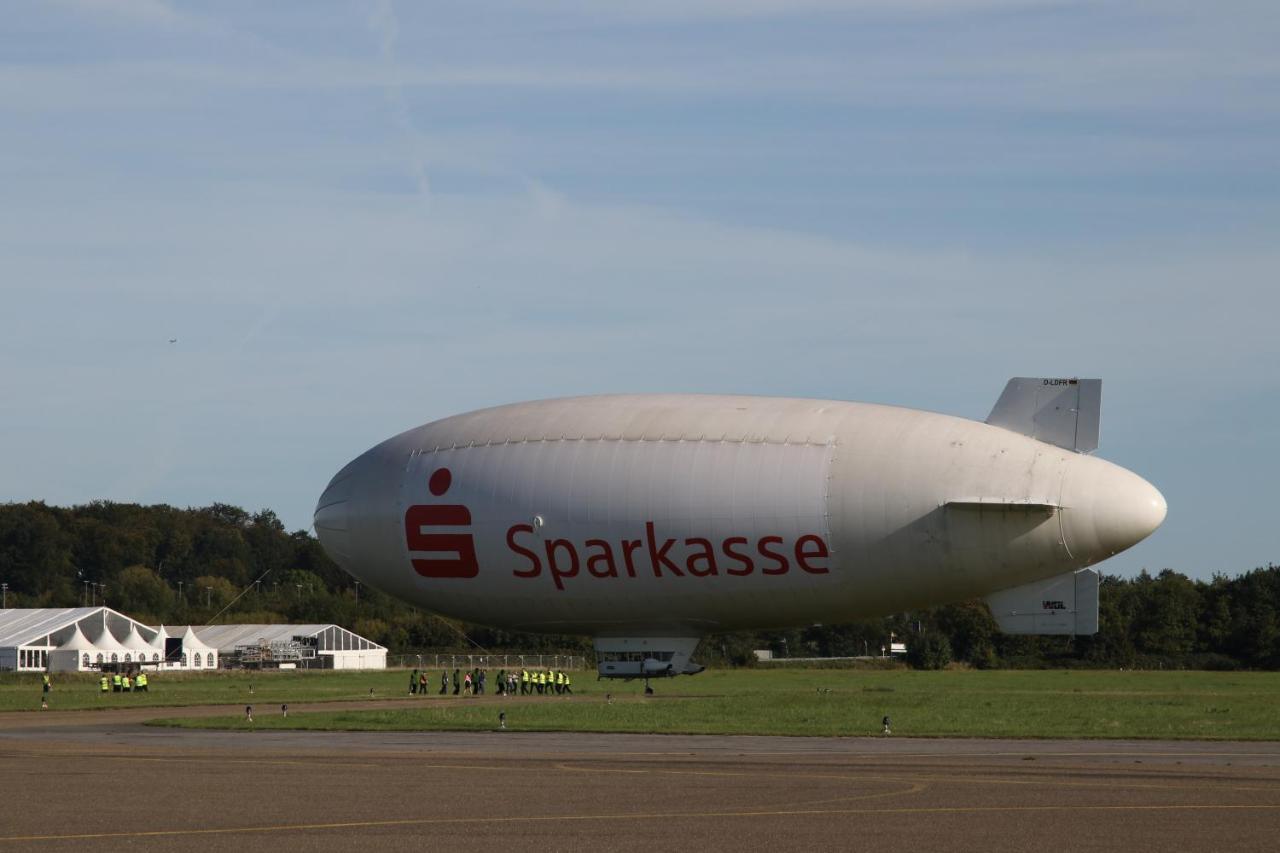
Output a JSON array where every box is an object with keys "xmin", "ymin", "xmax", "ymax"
[
  {"xmin": 136, "ymin": 672, "xmax": 148, "ymax": 692},
  {"xmin": 112, "ymin": 673, "xmax": 122, "ymax": 693},
  {"xmin": 100, "ymin": 675, "xmax": 109, "ymax": 694},
  {"xmin": 556, "ymin": 671, "xmax": 565, "ymax": 694},
  {"xmin": 439, "ymin": 671, "xmax": 448, "ymax": 695},
  {"xmin": 537, "ymin": 670, "xmax": 545, "ymax": 695},
  {"xmin": 410, "ymin": 668, "xmax": 419, "ymax": 695},
  {"xmin": 42, "ymin": 674, "xmax": 51, "ymax": 695},
  {"xmin": 521, "ymin": 669, "xmax": 529, "ymax": 695},
  {"xmin": 564, "ymin": 673, "xmax": 572, "ymax": 695},
  {"xmin": 122, "ymin": 674, "xmax": 131, "ymax": 692}
]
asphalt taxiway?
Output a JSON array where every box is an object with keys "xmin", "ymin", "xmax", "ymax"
[{"xmin": 1, "ymin": 704, "xmax": 1278, "ymax": 852}]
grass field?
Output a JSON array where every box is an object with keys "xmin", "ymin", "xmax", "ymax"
[
  {"xmin": 0, "ymin": 668, "xmax": 427, "ymax": 712},
  {"xmin": 57, "ymin": 667, "xmax": 1278, "ymax": 740}
]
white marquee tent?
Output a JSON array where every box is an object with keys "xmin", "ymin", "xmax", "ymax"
[{"xmin": 0, "ymin": 608, "xmax": 386, "ymax": 672}]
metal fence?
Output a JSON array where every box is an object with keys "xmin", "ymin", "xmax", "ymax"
[{"xmin": 390, "ymin": 653, "xmax": 589, "ymax": 671}]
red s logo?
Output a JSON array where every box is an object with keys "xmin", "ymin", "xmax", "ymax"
[{"xmin": 404, "ymin": 468, "xmax": 479, "ymax": 578}]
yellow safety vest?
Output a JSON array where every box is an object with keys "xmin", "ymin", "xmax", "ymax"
[
  {"xmin": 100, "ymin": 677, "xmax": 109, "ymax": 691},
  {"xmin": 137, "ymin": 675, "xmax": 147, "ymax": 687},
  {"xmin": 112, "ymin": 675, "xmax": 122, "ymax": 686},
  {"xmin": 522, "ymin": 670, "xmax": 529, "ymax": 682}
]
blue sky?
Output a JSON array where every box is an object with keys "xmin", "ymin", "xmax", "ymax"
[{"xmin": 2, "ymin": 0, "xmax": 1277, "ymax": 580}]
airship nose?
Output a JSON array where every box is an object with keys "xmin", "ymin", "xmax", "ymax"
[
  {"xmin": 314, "ymin": 465, "xmax": 356, "ymax": 570},
  {"xmin": 1060, "ymin": 458, "xmax": 1167, "ymax": 564}
]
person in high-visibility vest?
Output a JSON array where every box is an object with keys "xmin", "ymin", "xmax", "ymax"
[
  {"xmin": 112, "ymin": 673, "xmax": 122, "ymax": 693},
  {"xmin": 136, "ymin": 673, "xmax": 148, "ymax": 692},
  {"xmin": 100, "ymin": 675, "xmax": 109, "ymax": 694},
  {"xmin": 556, "ymin": 671, "xmax": 565, "ymax": 694},
  {"xmin": 521, "ymin": 670, "xmax": 529, "ymax": 695},
  {"xmin": 122, "ymin": 675, "xmax": 131, "ymax": 692},
  {"xmin": 536, "ymin": 671, "xmax": 545, "ymax": 695},
  {"xmin": 563, "ymin": 673, "xmax": 572, "ymax": 695}
]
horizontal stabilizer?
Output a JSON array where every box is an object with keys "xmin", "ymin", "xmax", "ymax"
[
  {"xmin": 984, "ymin": 568, "xmax": 1099, "ymax": 635},
  {"xmin": 986, "ymin": 377, "xmax": 1101, "ymax": 453},
  {"xmin": 944, "ymin": 499, "xmax": 1059, "ymax": 513}
]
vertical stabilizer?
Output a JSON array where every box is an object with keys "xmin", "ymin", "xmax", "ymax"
[{"xmin": 986, "ymin": 378, "xmax": 1100, "ymax": 453}]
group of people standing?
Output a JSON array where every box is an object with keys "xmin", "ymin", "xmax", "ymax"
[
  {"xmin": 99, "ymin": 671, "xmax": 149, "ymax": 693},
  {"xmin": 408, "ymin": 667, "xmax": 573, "ymax": 697}
]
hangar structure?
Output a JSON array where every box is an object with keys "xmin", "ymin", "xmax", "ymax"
[
  {"xmin": 186, "ymin": 623, "xmax": 387, "ymax": 670},
  {"xmin": 0, "ymin": 608, "xmax": 386, "ymax": 672}
]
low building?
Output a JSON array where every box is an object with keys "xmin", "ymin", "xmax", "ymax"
[{"xmin": 187, "ymin": 623, "xmax": 386, "ymax": 669}]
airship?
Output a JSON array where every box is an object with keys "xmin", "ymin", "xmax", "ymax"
[{"xmin": 315, "ymin": 378, "xmax": 1165, "ymax": 680}]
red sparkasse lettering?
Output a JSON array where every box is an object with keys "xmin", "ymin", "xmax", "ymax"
[
  {"xmin": 684, "ymin": 537, "xmax": 719, "ymax": 577},
  {"xmin": 506, "ymin": 524, "xmax": 541, "ymax": 578},
  {"xmin": 722, "ymin": 536, "xmax": 754, "ymax": 576},
  {"xmin": 544, "ymin": 539, "xmax": 580, "ymax": 590},
  {"xmin": 621, "ymin": 540, "xmax": 642, "ymax": 577},
  {"xmin": 584, "ymin": 539, "xmax": 619, "ymax": 578},
  {"xmin": 758, "ymin": 535, "xmax": 790, "ymax": 575},
  {"xmin": 645, "ymin": 521, "xmax": 683, "ymax": 577},
  {"xmin": 405, "ymin": 504, "xmax": 479, "ymax": 579},
  {"xmin": 502, "ymin": 522, "xmax": 833, "ymax": 589},
  {"xmin": 795, "ymin": 534, "xmax": 830, "ymax": 574}
]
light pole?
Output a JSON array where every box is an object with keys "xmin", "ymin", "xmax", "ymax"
[
  {"xmin": 177, "ymin": 580, "xmax": 184, "ymax": 603},
  {"xmin": 354, "ymin": 581, "xmax": 360, "ymax": 604},
  {"xmin": 204, "ymin": 587, "xmax": 213, "ymax": 608}
]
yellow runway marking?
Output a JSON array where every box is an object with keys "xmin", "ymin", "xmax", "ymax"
[{"xmin": 4, "ymin": 803, "xmax": 1280, "ymax": 843}]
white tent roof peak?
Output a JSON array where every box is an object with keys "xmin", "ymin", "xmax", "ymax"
[
  {"xmin": 180, "ymin": 626, "xmax": 214, "ymax": 651},
  {"xmin": 121, "ymin": 624, "xmax": 153, "ymax": 653},
  {"xmin": 85, "ymin": 620, "xmax": 127, "ymax": 653},
  {"xmin": 56, "ymin": 622, "xmax": 96, "ymax": 652}
]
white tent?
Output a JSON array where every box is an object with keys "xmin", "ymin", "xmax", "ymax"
[
  {"xmin": 84, "ymin": 615, "xmax": 129, "ymax": 668},
  {"xmin": 150, "ymin": 625, "xmax": 171, "ymax": 666},
  {"xmin": 50, "ymin": 622, "xmax": 96, "ymax": 672},
  {"xmin": 122, "ymin": 624, "xmax": 160, "ymax": 665},
  {"xmin": 180, "ymin": 626, "xmax": 217, "ymax": 669}
]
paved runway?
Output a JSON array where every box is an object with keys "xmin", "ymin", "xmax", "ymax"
[{"xmin": 2, "ymin": 705, "xmax": 1279, "ymax": 852}]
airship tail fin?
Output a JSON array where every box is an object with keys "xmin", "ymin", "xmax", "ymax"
[
  {"xmin": 986, "ymin": 377, "xmax": 1101, "ymax": 453},
  {"xmin": 984, "ymin": 568, "xmax": 1099, "ymax": 635}
]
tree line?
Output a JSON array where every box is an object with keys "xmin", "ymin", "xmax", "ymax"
[{"xmin": 1, "ymin": 500, "xmax": 1276, "ymax": 670}]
